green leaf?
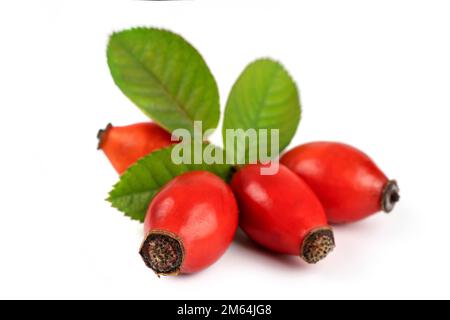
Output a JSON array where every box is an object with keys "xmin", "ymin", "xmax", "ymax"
[
  {"xmin": 107, "ymin": 27, "xmax": 220, "ymax": 135},
  {"xmin": 222, "ymin": 58, "xmax": 301, "ymax": 163},
  {"xmin": 108, "ymin": 143, "xmax": 233, "ymax": 222}
]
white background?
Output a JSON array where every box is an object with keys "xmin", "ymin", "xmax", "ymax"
[{"xmin": 0, "ymin": 0, "xmax": 449, "ymax": 300}]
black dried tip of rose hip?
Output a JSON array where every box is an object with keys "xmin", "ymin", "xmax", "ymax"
[
  {"xmin": 301, "ymin": 228, "xmax": 335, "ymax": 264},
  {"xmin": 382, "ymin": 180, "xmax": 400, "ymax": 213},
  {"xmin": 139, "ymin": 233, "xmax": 184, "ymax": 275},
  {"xmin": 97, "ymin": 123, "xmax": 112, "ymax": 150}
]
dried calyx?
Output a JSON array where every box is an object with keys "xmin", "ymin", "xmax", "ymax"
[
  {"xmin": 139, "ymin": 231, "xmax": 184, "ymax": 276},
  {"xmin": 301, "ymin": 228, "xmax": 335, "ymax": 264},
  {"xmin": 97, "ymin": 123, "xmax": 113, "ymax": 150},
  {"xmin": 382, "ymin": 180, "xmax": 400, "ymax": 213}
]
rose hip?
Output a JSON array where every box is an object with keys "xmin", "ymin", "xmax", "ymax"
[
  {"xmin": 140, "ymin": 171, "xmax": 238, "ymax": 275},
  {"xmin": 97, "ymin": 122, "xmax": 175, "ymax": 174},
  {"xmin": 231, "ymin": 163, "xmax": 335, "ymax": 264},
  {"xmin": 280, "ymin": 142, "xmax": 400, "ymax": 224}
]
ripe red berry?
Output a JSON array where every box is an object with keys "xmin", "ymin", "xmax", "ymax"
[
  {"xmin": 97, "ymin": 122, "xmax": 175, "ymax": 174},
  {"xmin": 140, "ymin": 171, "xmax": 239, "ymax": 275},
  {"xmin": 280, "ymin": 142, "xmax": 400, "ymax": 224},
  {"xmin": 231, "ymin": 163, "xmax": 335, "ymax": 264}
]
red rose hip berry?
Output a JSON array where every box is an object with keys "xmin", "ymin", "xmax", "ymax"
[
  {"xmin": 97, "ymin": 122, "xmax": 175, "ymax": 174},
  {"xmin": 280, "ymin": 142, "xmax": 400, "ymax": 224},
  {"xmin": 231, "ymin": 164, "xmax": 335, "ymax": 264},
  {"xmin": 140, "ymin": 171, "xmax": 239, "ymax": 275}
]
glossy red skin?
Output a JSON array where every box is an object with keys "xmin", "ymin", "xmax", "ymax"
[
  {"xmin": 231, "ymin": 164, "xmax": 329, "ymax": 255},
  {"xmin": 100, "ymin": 122, "xmax": 175, "ymax": 174},
  {"xmin": 280, "ymin": 142, "xmax": 389, "ymax": 224},
  {"xmin": 144, "ymin": 171, "xmax": 239, "ymax": 274}
]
